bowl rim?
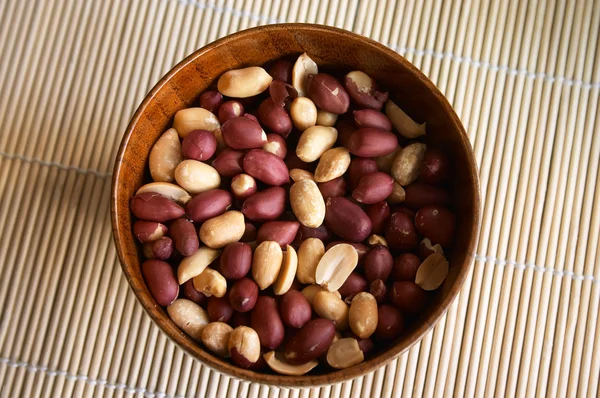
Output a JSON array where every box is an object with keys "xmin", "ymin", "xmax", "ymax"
[{"xmin": 111, "ymin": 22, "xmax": 481, "ymax": 387}]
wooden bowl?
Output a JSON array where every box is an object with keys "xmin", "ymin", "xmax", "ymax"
[{"xmin": 111, "ymin": 23, "xmax": 480, "ymax": 387}]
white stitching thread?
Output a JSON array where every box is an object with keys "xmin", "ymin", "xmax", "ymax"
[
  {"xmin": 0, "ymin": 357, "xmax": 183, "ymax": 398},
  {"xmin": 474, "ymin": 254, "xmax": 600, "ymax": 284},
  {"xmin": 0, "ymin": 150, "xmax": 112, "ymax": 179},
  {"xmin": 173, "ymin": 0, "xmax": 600, "ymax": 90}
]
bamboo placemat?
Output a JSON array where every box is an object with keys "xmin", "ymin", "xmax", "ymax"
[{"xmin": 1, "ymin": 0, "xmax": 599, "ymax": 396}]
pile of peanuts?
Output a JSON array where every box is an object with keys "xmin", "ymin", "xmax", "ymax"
[{"xmin": 130, "ymin": 52, "xmax": 455, "ymax": 375}]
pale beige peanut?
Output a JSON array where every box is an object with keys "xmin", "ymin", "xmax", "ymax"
[
  {"xmin": 315, "ymin": 243, "xmax": 359, "ymax": 292},
  {"xmin": 387, "ymin": 182, "xmax": 406, "ymax": 204},
  {"xmin": 217, "ymin": 66, "xmax": 273, "ymax": 98},
  {"xmin": 198, "ymin": 211, "xmax": 245, "ymax": 249},
  {"xmin": 252, "ymin": 241, "xmax": 283, "ymax": 290},
  {"xmin": 326, "ymin": 338, "xmax": 364, "ymax": 369},
  {"xmin": 316, "ymin": 110, "xmax": 338, "ymax": 127},
  {"xmin": 344, "ymin": 70, "xmax": 389, "ymax": 110},
  {"xmin": 230, "ymin": 173, "xmax": 256, "ymax": 199},
  {"xmin": 201, "ymin": 322, "xmax": 233, "ymax": 357},
  {"xmin": 167, "ymin": 299, "xmax": 209, "ymax": 341},
  {"xmin": 385, "ymin": 99, "xmax": 426, "ymax": 138},
  {"xmin": 273, "ymin": 245, "xmax": 298, "ymax": 295},
  {"xmin": 292, "ymin": 53, "xmax": 318, "ymax": 97},
  {"xmin": 313, "ymin": 147, "xmax": 351, "ymax": 183},
  {"xmin": 290, "ymin": 97, "xmax": 317, "ymax": 131},
  {"xmin": 415, "ymin": 252, "xmax": 449, "ymax": 290},
  {"xmin": 149, "ymin": 128, "xmax": 183, "ymax": 182},
  {"xmin": 289, "ymin": 169, "xmax": 314, "ymax": 182},
  {"xmin": 174, "ymin": 159, "xmax": 221, "ymax": 194},
  {"xmin": 228, "ymin": 326, "xmax": 261, "ymax": 363},
  {"xmin": 297, "ymin": 238, "xmax": 325, "ymax": 284},
  {"xmin": 289, "ymin": 179, "xmax": 326, "ymax": 228},
  {"xmin": 313, "ymin": 291, "xmax": 349, "ymax": 331},
  {"xmin": 375, "ymin": 146, "xmax": 402, "ymax": 174},
  {"xmin": 192, "ymin": 268, "xmax": 227, "ymax": 298},
  {"xmin": 367, "ymin": 234, "xmax": 388, "ymax": 247},
  {"xmin": 262, "ymin": 138, "xmax": 286, "ymax": 158},
  {"xmin": 263, "ymin": 351, "xmax": 318, "ymax": 375},
  {"xmin": 391, "ymin": 143, "xmax": 427, "ymax": 186},
  {"xmin": 177, "ymin": 246, "xmax": 221, "ymax": 284},
  {"xmin": 301, "ymin": 284, "xmax": 341, "ymax": 306},
  {"xmin": 136, "ymin": 182, "xmax": 191, "ymax": 204},
  {"xmin": 421, "ymin": 237, "xmax": 444, "ymax": 256},
  {"xmin": 173, "ymin": 108, "xmax": 220, "ymax": 138},
  {"xmin": 348, "ymin": 292, "xmax": 378, "ymax": 338},
  {"xmin": 296, "ymin": 126, "xmax": 338, "ymax": 162}
]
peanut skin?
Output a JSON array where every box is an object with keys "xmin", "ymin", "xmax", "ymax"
[
  {"xmin": 280, "ymin": 290, "xmax": 312, "ymax": 329},
  {"xmin": 169, "ymin": 218, "xmax": 199, "ymax": 256},
  {"xmin": 257, "ymin": 221, "xmax": 300, "ymax": 247},
  {"xmin": 131, "ymin": 192, "xmax": 185, "ymax": 222},
  {"xmin": 284, "ymin": 319, "xmax": 335, "ymax": 364},
  {"xmin": 241, "ymin": 187, "xmax": 287, "ymax": 222},
  {"xmin": 243, "ymin": 149, "xmax": 290, "ymax": 186},
  {"xmin": 324, "ymin": 197, "xmax": 372, "ymax": 242},
  {"xmin": 142, "ymin": 260, "xmax": 179, "ymax": 306},
  {"xmin": 220, "ymin": 242, "xmax": 252, "ymax": 280},
  {"xmin": 251, "ymin": 296, "xmax": 285, "ymax": 350},
  {"xmin": 415, "ymin": 205, "xmax": 456, "ymax": 247},
  {"xmin": 306, "ymin": 73, "xmax": 350, "ymax": 114}
]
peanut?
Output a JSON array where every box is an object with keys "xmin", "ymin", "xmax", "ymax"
[
  {"xmin": 391, "ymin": 142, "xmax": 427, "ymax": 186},
  {"xmin": 316, "ymin": 110, "xmax": 338, "ymax": 127},
  {"xmin": 348, "ymin": 293, "xmax": 378, "ymax": 338},
  {"xmin": 297, "ymin": 238, "xmax": 325, "ymax": 284},
  {"xmin": 290, "ymin": 97, "xmax": 317, "ymax": 131},
  {"xmin": 192, "ymin": 268, "xmax": 227, "ymax": 298},
  {"xmin": 313, "ymin": 147, "xmax": 351, "ymax": 183},
  {"xmin": 149, "ymin": 128, "xmax": 183, "ymax": 182},
  {"xmin": 228, "ymin": 326, "xmax": 261, "ymax": 367},
  {"xmin": 136, "ymin": 182, "xmax": 191, "ymax": 204},
  {"xmin": 313, "ymin": 290, "xmax": 349, "ymax": 331},
  {"xmin": 173, "ymin": 108, "xmax": 220, "ymax": 137},
  {"xmin": 290, "ymin": 179, "xmax": 326, "ymax": 228},
  {"xmin": 296, "ymin": 126, "xmax": 338, "ymax": 162},
  {"xmin": 177, "ymin": 246, "xmax": 221, "ymax": 284},
  {"xmin": 199, "ymin": 211, "xmax": 245, "ymax": 249},
  {"xmin": 289, "ymin": 168, "xmax": 314, "ymax": 182},
  {"xmin": 174, "ymin": 160, "xmax": 221, "ymax": 194},
  {"xmin": 291, "ymin": 53, "xmax": 318, "ymax": 97},
  {"xmin": 415, "ymin": 252, "xmax": 449, "ymax": 291},
  {"xmin": 201, "ymin": 322, "xmax": 233, "ymax": 357},
  {"xmin": 315, "ymin": 243, "xmax": 358, "ymax": 292},
  {"xmin": 326, "ymin": 338, "xmax": 364, "ymax": 369},
  {"xmin": 385, "ymin": 99, "xmax": 426, "ymax": 138},
  {"xmin": 264, "ymin": 351, "xmax": 318, "ymax": 375},
  {"xmin": 273, "ymin": 245, "xmax": 298, "ymax": 295},
  {"xmin": 217, "ymin": 66, "xmax": 273, "ymax": 98},
  {"xmin": 167, "ymin": 299, "xmax": 209, "ymax": 341},
  {"xmin": 252, "ymin": 241, "xmax": 283, "ymax": 290}
]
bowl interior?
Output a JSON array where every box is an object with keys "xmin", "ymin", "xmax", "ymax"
[{"xmin": 112, "ymin": 24, "xmax": 479, "ymax": 387}]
